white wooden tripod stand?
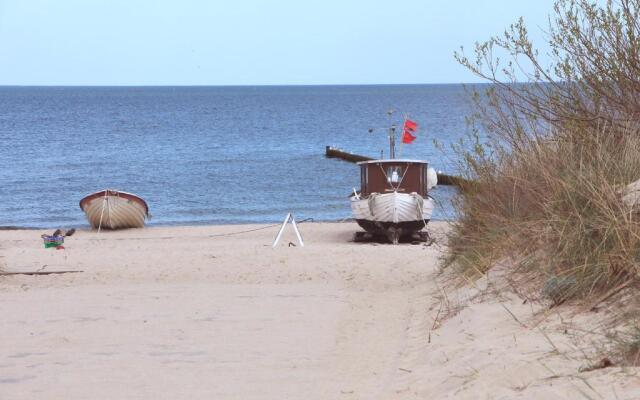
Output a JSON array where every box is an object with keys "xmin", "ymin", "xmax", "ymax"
[{"xmin": 272, "ymin": 213, "xmax": 305, "ymax": 248}]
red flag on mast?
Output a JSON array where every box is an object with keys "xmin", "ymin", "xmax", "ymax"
[
  {"xmin": 402, "ymin": 119, "xmax": 418, "ymax": 144},
  {"xmin": 402, "ymin": 130, "xmax": 416, "ymax": 144},
  {"xmin": 403, "ymin": 119, "xmax": 418, "ymax": 133}
]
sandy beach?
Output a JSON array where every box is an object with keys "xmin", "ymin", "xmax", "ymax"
[{"xmin": 1, "ymin": 222, "xmax": 638, "ymax": 399}]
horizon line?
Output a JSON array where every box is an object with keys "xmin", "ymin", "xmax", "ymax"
[{"xmin": 0, "ymin": 82, "xmax": 489, "ymax": 88}]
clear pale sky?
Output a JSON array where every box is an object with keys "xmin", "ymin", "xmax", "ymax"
[{"xmin": 0, "ymin": 0, "xmax": 557, "ymax": 85}]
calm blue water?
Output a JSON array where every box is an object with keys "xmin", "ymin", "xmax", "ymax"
[{"xmin": 0, "ymin": 85, "xmax": 471, "ymax": 228}]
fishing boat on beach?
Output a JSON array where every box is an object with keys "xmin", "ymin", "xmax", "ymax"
[
  {"xmin": 350, "ymin": 117, "xmax": 437, "ymax": 244},
  {"xmin": 79, "ymin": 189, "xmax": 149, "ymax": 230}
]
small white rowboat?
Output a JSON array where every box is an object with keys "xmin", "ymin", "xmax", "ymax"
[{"xmin": 79, "ymin": 189, "xmax": 149, "ymax": 230}]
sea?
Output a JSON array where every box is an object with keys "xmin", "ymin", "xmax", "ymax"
[{"xmin": 0, "ymin": 85, "xmax": 473, "ymax": 228}]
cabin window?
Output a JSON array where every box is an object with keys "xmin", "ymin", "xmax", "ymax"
[
  {"xmin": 361, "ymin": 166, "xmax": 368, "ymax": 193},
  {"xmin": 387, "ymin": 166, "xmax": 403, "ymax": 184}
]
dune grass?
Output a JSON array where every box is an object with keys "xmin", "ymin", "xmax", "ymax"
[
  {"xmin": 448, "ymin": 0, "xmax": 640, "ymax": 364},
  {"xmin": 448, "ymin": 128, "xmax": 640, "ymax": 299}
]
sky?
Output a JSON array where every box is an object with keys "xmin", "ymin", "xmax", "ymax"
[{"xmin": 0, "ymin": 0, "xmax": 558, "ymax": 86}]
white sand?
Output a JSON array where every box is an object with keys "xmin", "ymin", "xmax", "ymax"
[{"xmin": 0, "ymin": 222, "xmax": 639, "ymax": 399}]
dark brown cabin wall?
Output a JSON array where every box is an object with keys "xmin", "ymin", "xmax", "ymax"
[
  {"xmin": 360, "ymin": 163, "xmax": 427, "ymax": 196},
  {"xmin": 399, "ymin": 165, "xmax": 425, "ymax": 194},
  {"xmin": 363, "ymin": 164, "xmax": 388, "ymax": 195}
]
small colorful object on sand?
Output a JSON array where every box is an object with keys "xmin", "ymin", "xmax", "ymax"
[{"xmin": 42, "ymin": 235, "xmax": 65, "ymax": 249}]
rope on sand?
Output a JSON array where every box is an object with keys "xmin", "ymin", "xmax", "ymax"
[
  {"xmin": 82, "ymin": 218, "xmax": 317, "ymax": 241},
  {"xmin": 2, "ymin": 218, "xmax": 320, "ymax": 243}
]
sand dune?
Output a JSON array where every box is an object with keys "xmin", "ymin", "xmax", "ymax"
[{"xmin": 0, "ymin": 222, "xmax": 638, "ymax": 399}]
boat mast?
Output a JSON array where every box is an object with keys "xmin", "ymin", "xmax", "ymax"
[
  {"xmin": 387, "ymin": 109, "xmax": 396, "ymax": 159},
  {"xmin": 389, "ymin": 125, "xmax": 396, "ymax": 159}
]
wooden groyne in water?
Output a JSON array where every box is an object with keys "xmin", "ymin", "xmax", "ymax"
[
  {"xmin": 325, "ymin": 146, "xmax": 470, "ymax": 188},
  {"xmin": 325, "ymin": 146, "xmax": 373, "ymax": 163}
]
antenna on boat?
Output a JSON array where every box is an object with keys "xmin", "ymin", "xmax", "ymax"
[
  {"xmin": 397, "ymin": 113, "xmax": 409, "ymax": 159},
  {"xmin": 368, "ymin": 109, "xmax": 397, "ymax": 160}
]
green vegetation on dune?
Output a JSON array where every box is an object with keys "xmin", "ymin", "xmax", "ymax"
[{"xmin": 450, "ymin": 0, "xmax": 640, "ymax": 365}]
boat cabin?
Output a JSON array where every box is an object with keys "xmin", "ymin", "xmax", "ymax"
[{"xmin": 357, "ymin": 159, "xmax": 430, "ymax": 196}]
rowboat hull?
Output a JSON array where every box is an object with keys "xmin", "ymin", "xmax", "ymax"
[
  {"xmin": 79, "ymin": 190, "xmax": 149, "ymax": 230},
  {"xmin": 350, "ymin": 192, "xmax": 434, "ymax": 241}
]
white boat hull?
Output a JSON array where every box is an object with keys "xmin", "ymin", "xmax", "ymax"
[
  {"xmin": 350, "ymin": 192, "xmax": 434, "ymax": 237},
  {"xmin": 80, "ymin": 190, "xmax": 148, "ymax": 230},
  {"xmin": 351, "ymin": 192, "xmax": 433, "ymax": 223}
]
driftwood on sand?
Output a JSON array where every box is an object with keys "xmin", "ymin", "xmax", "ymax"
[{"xmin": 0, "ymin": 270, "xmax": 83, "ymax": 276}]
